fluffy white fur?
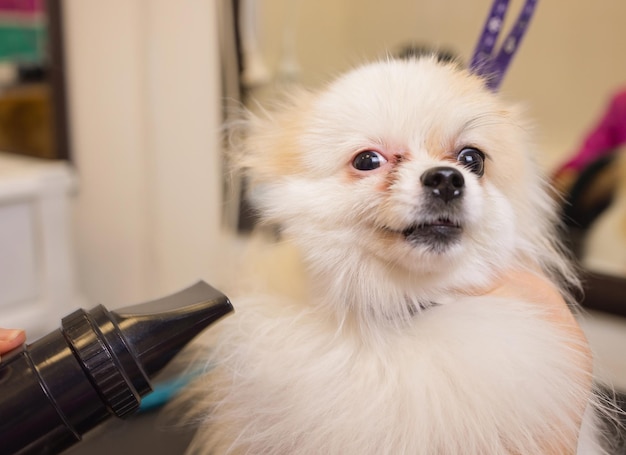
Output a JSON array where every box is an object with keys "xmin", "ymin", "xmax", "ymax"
[{"xmin": 180, "ymin": 57, "xmax": 608, "ymax": 454}]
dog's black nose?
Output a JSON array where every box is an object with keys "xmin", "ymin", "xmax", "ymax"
[{"xmin": 420, "ymin": 166, "xmax": 464, "ymax": 203}]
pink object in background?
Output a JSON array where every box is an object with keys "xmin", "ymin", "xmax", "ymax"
[
  {"xmin": 556, "ymin": 89, "xmax": 626, "ymax": 176},
  {"xmin": 0, "ymin": 0, "xmax": 43, "ymax": 14}
]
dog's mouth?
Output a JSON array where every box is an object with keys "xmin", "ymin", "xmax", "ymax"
[
  {"xmin": 398, "ymin": 217, "xmax": 463, "ymax": 248},
  {"xmin": 402, "ymin": 218, "xmax": 461, "ymax": 236}
]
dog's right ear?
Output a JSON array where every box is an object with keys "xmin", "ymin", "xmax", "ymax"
[{"xmin": 228, "ymin": 89, "xmax": 316, "ymax": 187}]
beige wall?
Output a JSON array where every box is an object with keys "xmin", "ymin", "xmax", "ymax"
[{"xmin": 64, "ymin": 0, "xmax": 227, "ymax": 306}]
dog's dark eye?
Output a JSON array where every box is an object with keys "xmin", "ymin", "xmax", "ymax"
[
  {"xmin": 457, "ymin": 147, "xmax": 485, "ymax": 176},
  {"xmin": 352, "ymin": 151, "xmax": 387, "ymax": 171}
]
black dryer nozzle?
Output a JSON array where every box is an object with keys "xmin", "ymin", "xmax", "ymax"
[
  {"xmin": 112, "ymin": 280, "xmax": 234, "ymax": 381},
  {"xmin": 62, "ymin": 280, "xmax": 234, "ymax": 418}
]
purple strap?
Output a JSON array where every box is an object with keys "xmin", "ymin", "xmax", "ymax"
[{"xmin": 469, "ymin": 0, "xmax": 538, "ymax": 91}]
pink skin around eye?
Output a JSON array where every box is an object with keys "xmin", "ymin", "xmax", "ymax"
[{"xmin": 347, "ymin": 147, "xmax": 407, "ymax": 180}]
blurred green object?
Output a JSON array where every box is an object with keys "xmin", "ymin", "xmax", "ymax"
[{"xmin": 0, "ymin": 24, "xmax": 45, "ymax": 63}]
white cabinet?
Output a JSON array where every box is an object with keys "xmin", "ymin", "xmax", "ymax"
[{"xmin": 0, "ymin": 153, "xmax": 81, "ymax": 338}]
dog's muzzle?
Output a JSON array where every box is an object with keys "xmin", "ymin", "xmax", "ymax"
[{"xmin": 397, "ymin": 166, "xmax": 465, "ymax": 251}]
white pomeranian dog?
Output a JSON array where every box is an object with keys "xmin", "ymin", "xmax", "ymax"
[{"xmin": 180, "ymin": 57, "xmax": 609, "ymax": 454}]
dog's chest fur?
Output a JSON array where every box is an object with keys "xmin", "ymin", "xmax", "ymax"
[{"xmin": 192, "ymin": 295, "xmax": 588, "ymax": 455}]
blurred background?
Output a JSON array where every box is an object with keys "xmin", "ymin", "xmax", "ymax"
[{"xmin": 1, "ymin": 0, "xmax": 626, "ymax": 396}]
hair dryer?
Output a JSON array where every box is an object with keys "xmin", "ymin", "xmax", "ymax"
[{"xmin": 0, "ymin": 281, "xmax": 232, "ymax": 455}]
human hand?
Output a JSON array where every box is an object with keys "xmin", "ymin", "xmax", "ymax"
[
  {"xmin": 482, "ymin": 269, "xmax": 592, "ymax": 455},
  {"xmin": 486, "ymin": 269, "xmax": 591, "ymax": 366},
  {"xmin": 0, "ymin": 328, "xmax": 26, "ymax": 357}
]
